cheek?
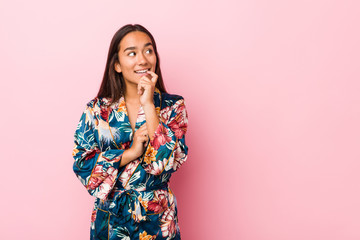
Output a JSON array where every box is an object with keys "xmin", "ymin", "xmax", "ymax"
[
  {"xmin": 150, "ymin": 55, "xmax": 157, "ymax": 66},
  {"xmin": 119, "ymin": 58, "xmax": 135, "ymax": 71}
]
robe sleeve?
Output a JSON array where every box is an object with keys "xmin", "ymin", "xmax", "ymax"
[
  {"xmin": 141, "ymin": 97, "xmax": 189, "ymax": 175},
  {"xmin": 72, "ymin": 105, "xmax": 125, "ymax": 200}
]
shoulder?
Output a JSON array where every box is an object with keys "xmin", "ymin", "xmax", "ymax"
[
  {"xmin": 84, "ymin": 96, "xmax": 110, "ymax": 113},
  {"xmin": 160, "ymin": 92, "xmax": 188, "ymax": 121},
  {"xmin": 161, "ymin": 92, "xmax": 184, "ymax": 101},
  {"xmin": 160, "ymin": 92, "xmax": 186, "ymax": 108}
]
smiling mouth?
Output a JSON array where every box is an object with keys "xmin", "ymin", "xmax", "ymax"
[{"xmin": 134, "ymin": 68, "xmax": 150, "ymax": 73}]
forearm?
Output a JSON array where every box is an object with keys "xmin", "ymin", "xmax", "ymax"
[
  {"xmin": 119, "ymin": 148, "xmax": 139, "ymax": 167},
  {"xmin": 142, "ymin": 103, "xmax": 160, "ymax": 141}
]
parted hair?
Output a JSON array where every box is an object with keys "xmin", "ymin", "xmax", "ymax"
[{"xmin": 96, "ymin": 24, "xmax": 167, "ymax": 105}]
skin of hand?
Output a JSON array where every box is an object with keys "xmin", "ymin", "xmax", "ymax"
[
  {"xmin": 118, "ymin": 71, "xmax": 158, "ymax": 166},
  {"xmin": 130, "ymin": 123, "xmax": 149, "ymax": 159},
  {"xmin": 137, "ymin": 70, "xmax": 158, "ymax": 106}
]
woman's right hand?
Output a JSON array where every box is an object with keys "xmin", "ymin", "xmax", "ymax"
[{"xmin": 130, "ymin": 124, "xmax": 149, "ymax": 159}]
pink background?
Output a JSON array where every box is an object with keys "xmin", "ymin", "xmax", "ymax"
[{"xmin": 1, "ymin": 0, "xmax": 360, "ymax": 239}]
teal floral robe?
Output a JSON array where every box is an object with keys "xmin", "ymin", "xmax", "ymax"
[{"xmin": 72, "ymin": 88, "xmax": 188, "ymax": 240}]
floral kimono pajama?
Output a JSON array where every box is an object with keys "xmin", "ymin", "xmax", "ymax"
[{"xmin": 72, "ymin": 87, "xmax": 188, "ymax": 240}]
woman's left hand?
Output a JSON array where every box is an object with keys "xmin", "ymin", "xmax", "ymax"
[{"xmin": 138, "ymin": 70, "xmax": 158, "ymax": 106}]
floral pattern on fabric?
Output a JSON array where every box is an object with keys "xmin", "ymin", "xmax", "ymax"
[{"xmin": 72, "ymin": 88, "xmax": 188, "ymax": 239}]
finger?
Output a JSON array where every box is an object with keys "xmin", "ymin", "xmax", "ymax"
[
  {"xmin": 140, "ymin": 136, "xmax": 147, "ymax": 143},
  {"xmin": 139, "ymin": 79, "xmax": 152, "ymax": 89},
  {"xmin": 138, "ymin": 83, "xmax": 152, "ymax": 95},
  {"xmin": 138, "ymin": 129, "xmax": 148, "ymax": 137},
  {"xmin": 146, "ymin": 71, "xmax": 158, "ymax": 84},
  {"xmin": 135, "ymin": 128, "xmax": 148, "ymax": 138},
  {"xmin": 141, "ymin": 75, "xmax": 152, "ymax": 83},
  {"xmin": 139, "ymin": 76, "xmax": 153, "ymax": 85},
  {"xmin": 139, "ymin": 124, "xmax": 147, "ymax": 129},
  {"xmin": 138, "ymin": 78, "xmax": 150, "ymax": 94},
  {"xmin": 146, "ymin": 70, "xmax": 156, "ymax": 77},
  {"xmin": 137, "ymin": 127, "xmax": 148, "ymax": 136},
  {"xmin": 137, "ymin": 82, "xmax": 143, "ymax": 95}
]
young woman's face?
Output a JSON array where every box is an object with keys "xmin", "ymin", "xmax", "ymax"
[{"xmin": 115, "ymin": 31, "xmax": 157, "ymax": 87}]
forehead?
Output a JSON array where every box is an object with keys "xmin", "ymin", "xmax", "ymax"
[{"xmin": 119, "ymin": 31, "xmax": 152, "ymax": 50}]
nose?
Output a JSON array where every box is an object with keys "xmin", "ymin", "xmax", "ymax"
[{"xmin": 137, "ymin": 52, "xmax": 148, "ymax": 65}]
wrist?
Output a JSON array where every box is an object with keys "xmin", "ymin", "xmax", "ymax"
[
  {"xmin": 127, "ymin": 147, "xmax": 140, "ymax": 159},
  {"xmin": 142, "ymin": 102, "xmax": 155, "ymax": 110},
  {"xmin": 121, "ymin": 148, "xmax": 138, "ymax": 166}
]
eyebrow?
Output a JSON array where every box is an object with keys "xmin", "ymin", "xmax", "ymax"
[{"xmin": 123, "ymin": 42, "xmax": 153, "ymax": 52}]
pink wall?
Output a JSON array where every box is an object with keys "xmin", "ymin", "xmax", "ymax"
[{"xmin": 1, "ymin": 0, "xmax": 360, "ymax": 239}]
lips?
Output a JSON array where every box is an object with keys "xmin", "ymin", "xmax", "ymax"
[{"xmin": 134, "ymin": 68, "xmax": 150, "ymax": 73}]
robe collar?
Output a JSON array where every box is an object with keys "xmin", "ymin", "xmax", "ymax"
[{"xmin": 100, "ymin": 87, "xmax": 162, "ymax": 111}]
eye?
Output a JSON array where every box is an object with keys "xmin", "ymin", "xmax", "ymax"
[
  {"xmin": 146, "ymin": 49, "xmax": 153, "ymax": 54},
  {"xmin": 128, "ymin": 52, "xmax": 135, "ymax": 56}
]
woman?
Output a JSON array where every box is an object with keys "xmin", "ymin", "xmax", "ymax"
[{"xmin": 72, "ymin": 24, "xmax": 188, "ymax": 240}]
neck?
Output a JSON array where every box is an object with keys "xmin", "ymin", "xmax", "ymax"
[{"xmin": 124, "ymin": 82, "xmax": 140, "ymax": 104}]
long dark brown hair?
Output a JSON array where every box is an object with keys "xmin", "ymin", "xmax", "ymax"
[{"xmin": 96, "ymin": 24, "xmax": 167, "ymax": 105}]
